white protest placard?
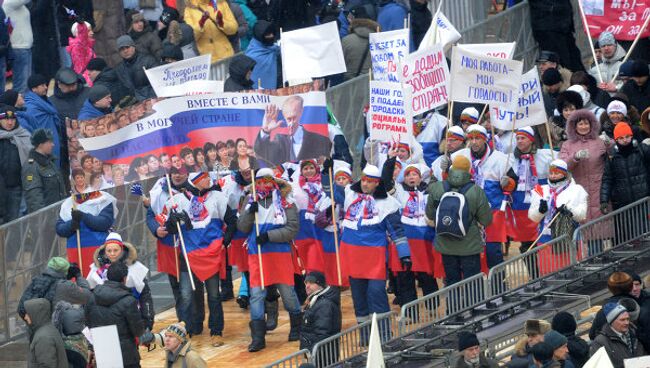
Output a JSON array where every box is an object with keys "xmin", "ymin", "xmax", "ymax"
[
  {"xmin": 369, "ymin": 29, "xmax": 409, "ymax": 82},
  {"xmin": 457, "ymin": 42, "xmax": 517, "ymax": 60},
  {"xmin": 154, "ymin": 80, "xmax": 224, "ymax": 97},
  {"xmin": 280, "ymin": 21, "xmax": 346, "ymax": 83},
  {"xmin": 418, "ymin": 11, "xmax": 461, "ymax": 52},
  {"xmin": 369, "ymin": 80, "xmax": 411, "ymax": 141},
  {"xmin": 491, "ymin": 67, "xmax": 547, "ymax": 130},
  {"xmin": 144, "ymin": 54, "xmax": 211, "ymax": 97},
  {"xmin": 450, "ymin": 46, "xmax": 523, "ymax": 106},
  {"xmin": 584, "ymin": 347, "xmax": 614, "ymax": 368},
  {"xmin": 399, "ymin": 43, "xmax": 450, "ymax": 115},
  {"xmin": 625, "ymin": 356, "xmax": 650, "ymax": 368},
  {"xmin": 91, "ymin": 325, "xmax": 123, "ymax": 368}
]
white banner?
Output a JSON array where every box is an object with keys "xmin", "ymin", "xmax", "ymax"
[
  {"xmin": 399, "ymin": 43, "xmax": 449, "ymax": 115},
  {"xmin": 369, "ymin": 80, "xmax": 411, "ymax": 141},
  {"xmin": 491, "ymin": 67, "xmax": 547, "ymax": 130},
  {"xmin": 144, "ymin": 54, "xmax": 211, "ymax": 97},
  {"xmin": 457, "ymin": 42, "xmax": 517, "ymax": 59},
  {"xmin": 280, "ymin": 22, "xmax": 346, "ymax": 82},
  {"xmin": 91, "ymin": 325, "xmax": 124, "ymax": 368},
  {"xmin": 154, "ymin": 80, "xmax": 224, "ymax": 97},
  {"xmin": 369, "ymin": 29, "xmax": 409, "ymax": 82},
  {"xmin": 449, "ymin": 46, "xmax": 523, "ymax": 106},
  {"xmin": 418, "ymin": 11, "xmax": 461, "ymax": 52}
]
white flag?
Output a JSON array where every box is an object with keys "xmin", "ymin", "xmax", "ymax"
[
  {"xmin": 280, "ymin": 22, "xmax": 346, "ymax": 83},
  {"xmin": 418, "ymin": 11, "xmax": 461, "ymax": 52},
  {"xmin": 457, "ymin": 42, "xmax": 517, "ymax": 60},
  {"xmin": 144, "ymin": 54, "xmax": 211, "ymax": 97},
  {"xmin": 584, "ymin": 347, "xmax": 613, "ymax": 368},
  {"xmin": 366, "ymin": 313, "xmax": 385, "ymax": 368}
]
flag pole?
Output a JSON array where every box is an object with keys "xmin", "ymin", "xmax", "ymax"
[
  {"xmin": 328, "ymin": 166, "xmax": 343, "ymax": 286},
  {"xmin": 163, "ymin": 179, "xmax": 182, "ymax": 282},
  {"xmin": 609, "ymin": 15, "xmax": 650, "ymax": 83},
  {"xmin": 545, "ymin": 121, "xmax": 556, "ymax": 158},
  {"xmin": 576, "ymin": 0, "xmax": 603, "ymax": 83},
  {"xmin": 526, "ymin": 210, "xmax": 562, "ymax": 252},
  {"xmin": 251, "ymin": 170, "xmax": 265, "ymax": 290},
  {"xmin": 165, "ymin": 174, "xmax": 196, "ymax": 291},
  {"xmin": 70, "ymin": 194, "xmax": 83, "ymax": 275}
]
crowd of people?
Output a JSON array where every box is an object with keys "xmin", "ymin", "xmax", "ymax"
[{"xmin": 2, "ymin": 0, "xmax": 650, "ymax": 367}]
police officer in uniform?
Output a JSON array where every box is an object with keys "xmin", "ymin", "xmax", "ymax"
[{"xmin": 22, "ymin": 128, "xmax": 66, "ymax": 214}]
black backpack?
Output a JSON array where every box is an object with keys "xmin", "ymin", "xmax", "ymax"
[{"xmin": 435, "ymin": 181, "xmax": 473, "ymax": 239}]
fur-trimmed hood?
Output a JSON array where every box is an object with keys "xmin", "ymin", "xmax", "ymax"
[
  {"xmin": 566, "ymin": 109, "xmax": 601, "ymax": 141},
  {"xmin": 349, "ymin": 18, "xmax": 380, "ymax": 38},
  {"xmin": 93, "ymin": 241, "xmax": 138, "ymax": 268}
]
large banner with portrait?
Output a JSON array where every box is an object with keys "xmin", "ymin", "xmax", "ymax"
[{"xmin": 66, "ymin": 83, "xmax": 330, "ymax": 193}]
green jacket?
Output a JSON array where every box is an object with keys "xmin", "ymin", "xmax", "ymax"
[{"xmin": 425, "ymin": 169, "xmax": 493, "ymax": 256}]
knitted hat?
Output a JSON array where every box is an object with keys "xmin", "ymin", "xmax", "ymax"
[
  {"xmin": 542, "ymin": 68, "xmax": 562, "ymax": 86},
  {"xmin": 447, "ymin": 125, "xmax": 466, "ymax": 141},
  {"xmin": 166, "ymin": 321, "xmax": 188, "ymax": 344},
  {"xmin": 460, "ymin": 107, "xmax": 479, "ymax": 123},
  {"xmin": 531, "ymin": 342, "xmax": 554, "ymax": 363},
  {"xmin": 614, "ymin": 123, "xmax": 633, "ymax": 140},
  {"xmin": 603, "ymin": 302, "xmax": 628, "ymax": 324},
  {"xmin": 116, "ymin": 35, "xmax": 136, "ymax": 49},
  {"xmin": 335, "ymin": 166, "xmax": 352, "ymax": 179},
  {"xmin": 619, "ymin": 61, "xmax": 634, "ymax": 78},
  {"xmin": 87, "ymin": 58, "xmax": 108, "ymax": 72},
  {"xmin": 524, "ymin": 319, "xmax": 551, "ymax": 336},
  {"xmin": 631, "ymin": 60, "xmax": 649, "ymax": 77},
  {"xmin": 466, "ymin": 124, "xmax": 488, "ymax": 140},
  {"xmin": 300, "ymin": 159, "xmax": 318, "ymax": 171},
  {"xmin": 618, "ymin": 297, "xmax": 641, "ymax": 322},
  {"xmin": 598, "ymin": 31, "xmax": 616, "ymax": 46},
  {"xmin": 0, "ymin": 90, "xmax": 18, "ymax": 107},
  {"xmin": 47, "ymin": 257, "xmax": 70, "ymax": 274},
  {"xmin": 88, "ymin": 85, "xmax": 111, "ymax": 104},
  {"xmin": 624, "ymin": 270, "xmax": 642, "ymax": 283},
  {"xmin": 607, "ymin": 100, "xmax": 628, "ymax": 116},
  {"xmin": 304, "ymin": 271, "xmax": 327, "ymax": 288},
  {"xmin": 404, "ymin": 164, "xmax": 421, "ymax": 177},
  {"xmin": 161, "ymin": 43, "xmax": 183, "ymax": 62},
  {"xmin": 160, "ymin": 7, "xmax": 180, "ymax": 26},
  {"xmin": 551, "ymin": 312, "xmax": 577, "ymax": 336},
  {"xmin": 255, "ymin": 167, "xmax": 275, "ymax": 179},
  {"xmin": 27, "ymin": 74, "xmax": 49, "ymax": 90},
  {"xmin": 516, "ymin": 126, "xmax": 535, "ymax": 142},
  {"xmin": 0, "ymin": 105, "xmax": 16, "ymax": 120},
  {"xmin": 31, "ymin": 128, "xmax": 54, "ymax": 147},
  {"xmin": 549, "ymin": 159, "xmax": 568, "ymax": 175},
  {"xmin": 450, "ymin": 155, "xmax": 471, "ymax": 173},
  {"xmin": 105, "ymin": 232, "xmax": 124, "ymax": 248},
  {"xmin": 362, "ymin": 165, "xmax": 381, "ymax": 179},
  {"xmin": 536, "ymin": 50, "xmax": 559, "ymax": 63},
  {"xmin": 607, "ymin": 271, "xmax": 633, "ymax": 295},
  {"xmin": 457, "ymin": 331, "xmax": 480, "ymax": 351},
  {"xmin": 544, "ymin": 330, "xmax": 567, "ymax": 350}
]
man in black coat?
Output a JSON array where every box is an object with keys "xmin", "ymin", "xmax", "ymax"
[
  {"xmin": 224, "ymin": 54, "xmax": 256, "ymax": 92},
  {"xmin": 300, "ymin": 271, "xmax": 341, "ymax": 354},
  {"xmin": 49, "ymin": 68, "xmax": 90, "ymax": 121},
  {"xmin": 86, "ymin": 58, "xmax": 131, "ymax": 109},
  {"xmin": 254, "ymin": 95, "xmax": 332, "ymax": 166},
  {"xmin": 552, "ymin": 312, "xmax": 589, "ymax": 368},
  {"xmin": 86, "ymin": 262, "xmax": 145, "ymax": 368},
  {"xmin": 620, "ymin": 61, "xmax": 650, "ymax": 113},
  {"xmin": 113, "ymin": 35, "xmax": 159, "ymax": 102},
  {"xmin": 409, "ymin": 0, "xmax": 431, "ymax": 50}
]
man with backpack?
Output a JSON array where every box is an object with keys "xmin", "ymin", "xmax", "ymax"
[{"xmin": 425, "ymin": 155, "xmax": 492, "ymax": 286}]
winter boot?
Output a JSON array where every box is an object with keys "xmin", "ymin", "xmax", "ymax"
[
  {"xmin": 288, "ymin": 312, "xmax": 303, "ymax": 341},
  {"xmin": 265, "ymin": 298, "xmax": 279, "ymax": 331},
  {"xmin": 248, "ymin": 320, "xmax": 266, "ymax": 352},
  {"xmin": 236, "ymin": 295, "xmax": 249, "ymax": 309}
]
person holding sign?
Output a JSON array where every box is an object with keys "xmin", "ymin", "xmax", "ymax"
[
  {"xmin": 237, "ymin": 168, "xmax": 302, "ymax": 352},
  {"xmin": 450, "ymin": 124, "xmax": 511, "ymax": 269},
  {"xmin": 254, "ymin": 96, "xmax": 332, "ymax": 166},
  {"xmin": 431, "ymin": 125, "xmax": 465, "ymax": 182}
]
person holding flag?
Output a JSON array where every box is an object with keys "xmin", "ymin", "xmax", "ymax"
[
  {"xmin": 432, "ymin": 125, "xmax": 466, "ymax": 181},
  {"xmin": 237, "ymin": 168, "xmax": 301, "ymax": 352},
  {"xmin": 164, "ymin": 171, "xmax": 238, "ymax": 347},
  {"xmin": 450, "ymin": 124, "xmax": 511, "ymax": 269},
  {"xmin": 414, "ymin": 111, "xmax": 449, "ymax": 167},
  {"xmin": 55, "ymin": 190, "xmax": 118, "ymax": 277}
]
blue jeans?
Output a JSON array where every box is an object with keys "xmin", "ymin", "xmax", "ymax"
[
  {"xmin": 250, "ymin": 284, "xmax": 301, "ymax": 321},
  {"xmin": 349, "ymin": 278, "xmax": 390, "ymax": 319},
  {"xmin": 11, "ymin": 48, "xmax": 31, "ymax": 93},
  {"xmin": 178, "ymin": 272, "xmax": 214, "ymax": 334},
  {"xmin": 59, "ymin": 47, "xmax": 72, "ymax": 68},
  {"xmin": 3, "ymin": 186, "xmax": 22, "ymax": 223}
]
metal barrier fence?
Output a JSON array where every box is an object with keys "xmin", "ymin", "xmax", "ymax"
[
  {"xmin": 265, "ymin": 349, "xmax": 311, "ymax": 368},
  {"xmin": 431, "ymin": 0, "xmax": 491, "ymax": 35},
  {"xmin": 0, "ymin": 179, "xmax": 157, "ymax": 345},
  {"xmin": 398, "ymin": 273, "xmax": 486, "ymax": 337},
  {"xmin": 210, "ymin": 52, "xmax": 241, "ymax": 81},
  {"xmin": 310, "ymin": 311, "xmax": 398, "ymax": 368}
]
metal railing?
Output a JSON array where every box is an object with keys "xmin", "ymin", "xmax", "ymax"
[
  {"xmin": 310, "ymin": 311, "xmax": 397, "ymax": 368},
  {"xmin": 0, "ymin": 178, "xmax": 158, "ymax": 345},
  {"xmin": 398, "ymin": 273, "xmax": 487, "ymax": 337},
  {"xmin": 265, "ymin": 349, "xmax": 311, "ymax": 368},
  {"xmin": 209, "ymin": 52, "xmax": 242, "ymax": 81}
]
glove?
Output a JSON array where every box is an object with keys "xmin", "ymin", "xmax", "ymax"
[
  {"xmin": 164, "ymin": 211, "xmax": 181, "ymax": 234},
  {"xmin": 558, "ymin": 205, "xmax": 573, "ymax": 218},
  {"xmin": 71, "ymin": 209, "xmax": 83, "ymax": 222},
  {"xmin": 439, "ymin": 155, "xmax": 450, "ymax": 172},
  {"xmin": 600, "ymin": 203, "xmax": 610, "ymax": 214},
  {"xmin": 643, "ymin": 138, "xmax": 650, "ymax": 146},
  {"xmin": 314, "ymin": 208, "xmax": 333, "ymax": 228},
  {"xmin": 223, "ymin": 232, "xmax": 233, "ymax": 248},
  {"xmin": 67, "ymin": 263, "xmax": 81, "ymax": 280},
  {"xmin": 216, "ymin": 9, "xmax": 224, "ymax": 28},
  {"xmin": 538, "ymin": 199, "xmax": 548, "ymax": 214},
  {"xmin": 287, "ymin": 167, "xmax": 295, "ymax": 178},
  {"xmin": 600, "ymin": 132, "xmax": 612, "ymax": 146},
  {"xmin": 400, "ymin": 257, "xmax": 412, "ymax": 272},
  {"xmin": 130, "ymin": 183, "xmax": 144, "ymax": 196},
  {"xmin": 322, "ymin": 157, "xmax": 333, "ymax": 173},
  {"xmin": 199, "ymin": 11, "xmax": 210, "ymax": 28},
  {"xmin": 574, "ymin": 149, "xmax": 589, "ymax": 160},
  {"xmin": 179, "ymin": 210, "xmax": 193, "ymax": 230},
  {"xmin": 140, "ymin": 330, "xmax": 155, "ymax": 346},
  {"xmin": 256, "ymin": 232, "xmax": 269, "ymax": 246},
  {"xmin": 248, "ymin": 201, "xmax": 259, "ymax": 214}
]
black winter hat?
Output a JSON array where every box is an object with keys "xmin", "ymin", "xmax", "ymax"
[
  {"xmin": 457, "ymin": 331, "xmax": 479, "ymax": 351},
  {"xmin": 542, "ymin": 68, "xmax": 562, "ymax": 86},
  {"xmin": 630, "ymin": 60, "xmax": 649, "ymax": 77},
  {"xmin": 87, "ymin": 58, "xmax": 108, "ymax": 72},
  {"xmin": 27, "ymin": 74, "xmax": 49, "ymax": 90},
  {"xmin": 160, "ymin": 7, "xmax": 180, "ymax": 26},
  {"xmin": 0, "ymin": 104, "xmax": 16, "ymax": 120},
  {"xmin": 0, "ymin": 90, "xmax": 19, "ymax": 107},
  {"xmin": 304, "ymin": 271, "xmax": 327, "ymax": 288},
  {"xmin": 556, "ymin": 90, "xmax": 584, "ymax": 111},
  {"xmin": 88, "ymin": 85, "xmax": 111, "ymax": 103},
  {"xmin": 161, "ymin": 43, "xmax": 184, "ymax": 62},
  {"xmin": 537, "ymin": 50, "xmax": 559, "ymax": 64},
  {"xmin": 551, "ymin": 311, "xmax": 577, "ymax": 336},
  {"xmin": 107, "ymin": 261, "xmax": 129, "ymax": 282},
  {"xmin": 31, "ymin": 128, "xmax": 54, "ymax": 147}
]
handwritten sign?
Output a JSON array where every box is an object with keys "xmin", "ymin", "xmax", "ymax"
[
  {"xmin": 399, "ymin": 44, "xmax": 450, "ymax": 115},
  {"xmin": 450, "ymin": 46, "xmax": 523, "ymax": 106},
  {"xmin": 369, "ymin": 29, "xmax": 410, "ymax": 82},
  {"xmin": 491, "ymin": 67, "xmax": 547, "ymax": 130},
  {"xmin": 586, "ymin": 0, "xmax": 650, "ymax": 41},
  {"xmin": 145, "ymin": 54, "xmax": 211, "ymax": 97},
  {"xmin": 369, "ymin": 80, "xmax": 412, "ymax": 141},
  {"xmin": 456, "ymin": 42, "xmax": 516, "ymax": 59}
]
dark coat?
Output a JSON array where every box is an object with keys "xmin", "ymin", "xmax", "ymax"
[
  {"xmin": 129, "ymin": 25, "xmax": 163, "ymax": 60},
  {"xmin": 601, "ymin": 142, "xmax": 650, "ymax": 209},
  {"xmin": 529, "ymin": 0, "xmax": 574, "ymax": 32},
  {"xmin": 300, "ymin": 286, "xmax": 341, "ymax": 351},
  {"xmin": 223, "ymin": 54, "xmax": 256, "ymax": 92},
  {"xmin": 589, "ymin": 294, "xmax": 637, "ymax": 340},
  {"xmin": 409, "ymin": 0, "xmax": 431, "ymax": 49},
  {"xmin": 253, "ymin": 128, "xmax": 332, "ymax": 167},
  {"xmin": 25, "ymin": 298, "xmax": 68, "ymax": 368},
  {"xmin": 18, "ymin": 268, "xmax": 66, "ymax": 319},
  {"xmin": 92, "ymin": 67, "xmax": 131, "ymax": 107},
  {"xmin": 50, "ymin": 83, "xmax": 91, "ymax": 121},
  {"xmin": 268, "ymin": 0, "xmax": 311, "ymax": 32},
  {"xmin": 341, "ymin": 18, "xmax": 378, "ymax": 81},
  {"xmin": 590, "ymin": 324, "xmax": 646, "ymax": 368},
  {"xmin": 620, "ymin": 79, "xmax": 650, "ymax": 113},
  {"xmin": 566, "ymin": 334, "xmax": 590, "ymax": 368},
  {"xmin": 86, "ymin": 281, "xmax": 145, "ymax": 367},
  {"xmin": 114, "ymin": 51, "xmax": 159, "ymax": 101},
  {"xmin": 0, "ymin": 131, "xmax": 23, "ymax": 188},
  {"xmin": 454, "ymin": 353, "xmax": 499, "ymax": 368},
  {"xmin": 22, "ymin": 149, "xmax": 67, "ymax": 214}
]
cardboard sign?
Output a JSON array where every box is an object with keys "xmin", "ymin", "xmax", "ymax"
[
  {"xmin": 491, "ymin": 67, "xmax": 547, "ymax": 130},
  {"xmin": 91, "ymin": 325, "xmax": 124, "ymax": 368},
  {"xmin": 145, "ymin": 54, "xmax": 211, "ymax": 96},
  {"xmin": 456, "ymin": 42, "xmax": 517, "ymax": 59},
  {"xmin": 369, "ymin": 80, "xmax": 411, "ymax": 141},
  {"xmin": 369, "ymin": 29, "xmax": 410, "ymax": 82},
  {"xmin": 399, "ymin": 43, "xmax": 450, "ymax": 115}
]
